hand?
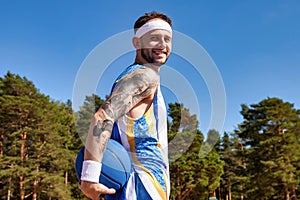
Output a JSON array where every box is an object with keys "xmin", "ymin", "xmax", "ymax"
[{"xmin": 79, "ymin": 180, "xmax": 116, "ymax": 200}]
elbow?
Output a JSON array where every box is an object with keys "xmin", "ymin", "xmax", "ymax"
[
  {"xmin": 92, "ymin": 109, "xmax": 114, "ymax": 136},
  {"xmin": 93, "ymin": 108, "xmax": 114, "ymax": 124}
]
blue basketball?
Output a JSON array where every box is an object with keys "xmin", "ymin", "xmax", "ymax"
[{"xmin": 75, "ymin": 139, "xmax": 132, "ymax": 190}]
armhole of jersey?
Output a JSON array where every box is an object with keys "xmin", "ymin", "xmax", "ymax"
[
  {"xmin": 153, "ymin": 88, "xmax": 159, "ymax": 141},
  {"xmin": 110, "ymin": 64, "xmax": 146, "ymax": 94},
  {"xmin": 111, "ymin": 122, "xmax": 122, "ymax": 144},
  {"xmin": 110, "ymin": 64, "xmax": 154, "ymax": 145}
]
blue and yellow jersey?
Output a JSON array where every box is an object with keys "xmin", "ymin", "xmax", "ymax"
[{"xmin": 107, "ymin": 64, "xmax": 170, "ymax": 200}]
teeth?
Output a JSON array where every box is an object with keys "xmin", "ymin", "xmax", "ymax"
[{"xmin": 153, "ymin": 50, "xmax": 164, "ymax": 54}]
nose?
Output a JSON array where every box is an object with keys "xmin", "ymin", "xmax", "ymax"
[{"xmin": 158, "ymin": 38, "xmax": 167, "ymax": 49}]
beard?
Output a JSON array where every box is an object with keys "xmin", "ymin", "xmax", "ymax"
[{"xmin": 141, "ymin": 48, "xmax": 169, "ymax": 66}]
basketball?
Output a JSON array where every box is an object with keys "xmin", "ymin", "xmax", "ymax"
[{"xmin": 75, "ymin": 139, "xmax": 132, "ymax": 190}]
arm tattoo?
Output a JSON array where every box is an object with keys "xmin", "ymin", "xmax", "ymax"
[
  {"xmin": 93, "ymin": 119, "xmax": 113, "ymax": 138},
  {"xmin": 102, "ymin": 68, "xmax": 159, "ymax": 120},
  {"xmin": 92, "ymin": 119, "xmax": 113, "ymax": 155},
  {"xmin": 85, "ymin": 68, "xmax": 158, "ymax": 160}
]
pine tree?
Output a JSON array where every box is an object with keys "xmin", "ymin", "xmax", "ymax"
[
  {"xmin": 0, "ymin": 72, "xmax": 80, "ymax": 199},
  {"xmin": 234, "ymin": 97, "xmax": 300, "ymax": 200},
  {"xmin": 218, "ymin": 132, "xmax": 249, "ymax": 200},
  {"xmin": 0, "ymin": 71, "xmax": 42, "ymax": 199},
  {"xmin": 75, "ymin": 94, "xmax": 104, "ymax": 144},
  {"xmin": 168, "ymin": 103, "xmax": 224, "ymax": 200},
  {"xmin": 218, "ymin": 132, "xmax": 235, "ymax": 200},
  {"xmin": 168, "ymin": 102, "xmax": 183, "ymax": 133}
]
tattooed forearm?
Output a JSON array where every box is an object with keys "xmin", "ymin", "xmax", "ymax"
[
  {"xmin": 93, "ymin": 119, "xmax": 113, "ymax": 137},
  {"xmin": 93, "ymin": 118, "xmax": 113, "ymax": 155}
]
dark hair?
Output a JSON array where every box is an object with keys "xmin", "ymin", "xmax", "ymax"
[{"xmin": 134, "ymin": 11, "xmax": 172, "ymax": 33}]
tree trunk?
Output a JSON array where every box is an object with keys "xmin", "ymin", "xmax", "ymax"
[
  {"xmin": 291, "ymin": 187, "xmax": 297, "ymax": 200},
  {"xmin": 20, "ymin": 175, "xmax": 25, "ymax": 200},
  {"xmin": 176, "ymin": 166, "xmax": 182, "ymax": 200},
  {"xmin": 32, "ymin": 178, "xmax": 37, "ymax": 200},
  {"xmin": 216, "ymin": 185, "xmax": 221, "ymax": 200},
  {"xmin": 7, "ymin": 176, "xmax": 11, "ymax": 200},
  {"xmin": 285, "ymin": 186, "xmax": 290, "ymax": 200},
  {"xmin": 286, "ymin": 193, "xmax": 290, "ymax": 200},
  {"xmin": 176, "ymin": 189, "xmax": 181, "ymax": 200},
  {"xmin": 228, "ymin": 185, "xmax": 232, "ymax": 200},
  {"xmin": 240, "ymin": 185, "xmax": 244, "ymax": 200},
  {"xmin": 181, "ymin": 188, "xmax": 192, "ymax": 199},
  {"xmin": 20, "ymin": 134, "xmax": 26, "ymax": 200},
  {"xmin": 0, "ymin": 140, "xmax": 3, "ymax": 155},
  {"xmin": 65, "ymin": 171, "xmax": 68, "ymax": 185},
  {"xmin": 20, "ymin": 114, "xmax": 28, "ymax": 200}
]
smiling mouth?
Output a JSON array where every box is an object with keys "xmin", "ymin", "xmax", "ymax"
[{"xmin": 153, "ymin": 50, "xmax": 167, "ymax": 56}]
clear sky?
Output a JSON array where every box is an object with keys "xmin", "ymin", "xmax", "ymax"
[{"xmin": 1, "ymin": 0, "xmax": 299, "ymax": 135}]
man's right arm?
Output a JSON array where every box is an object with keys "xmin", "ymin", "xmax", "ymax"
[{"xmin": 79, "ymin": 67, "xmax": 159, "ymax": 199}]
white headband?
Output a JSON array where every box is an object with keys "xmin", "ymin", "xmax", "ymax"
[{"xmin": 135, "ymin": 19, "xmax": 172, "ymax": 38}]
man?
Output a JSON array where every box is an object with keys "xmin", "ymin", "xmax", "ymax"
[{"xmin": 79, "ymin": 11, "xmax": 173, "ymax": 200}]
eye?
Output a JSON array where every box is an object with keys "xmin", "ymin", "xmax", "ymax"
[
  {"xmin": 150, "ymin": 36, "xmax": 159, "ymax": 41},
  {"xmin": 164, "ymin": 37, "xmax": 171, "ymax": 43}
]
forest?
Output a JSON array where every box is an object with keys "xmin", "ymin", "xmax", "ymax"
[{"xmin": 0, "ymin": 71, "xmax": 299, "ymax": 200}]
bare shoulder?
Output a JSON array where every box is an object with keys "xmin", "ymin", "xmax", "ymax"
[
  {"xmin": 121, "ymin": 67, "xmax": 159, "ymax": 85},
  {"xmin": 119, "ymin": 67, "xmax": 159, "ymax": 119},
  {"xmin": 101, "ymin": 67, "xmax": 159, "ymax": 120},
  {"xmin": 113, "ymin": 67, "xmax": 159, "ymax": 96}
]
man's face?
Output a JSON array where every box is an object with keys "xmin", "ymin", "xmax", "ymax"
[{"xmin": 139, "ymin": 29, "xmax": 172, "ymax": 66}]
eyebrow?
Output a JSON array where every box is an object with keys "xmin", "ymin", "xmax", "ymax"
[{"xmin": 148, "ymin": 32, "xmax": 172, "ymax": 37}]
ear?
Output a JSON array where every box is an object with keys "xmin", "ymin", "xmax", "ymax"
[{"xmin": 132, "ymin": 37, "xmax": 141, "ymax": 49}]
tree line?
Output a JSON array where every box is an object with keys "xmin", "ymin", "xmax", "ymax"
[
  {"xmin": 0, "ymin": 71, "xmax": 299, "ymax": 200},
  {"xmin": 216, "ymin": 98, "xmax": 300, "ymax": 200}
]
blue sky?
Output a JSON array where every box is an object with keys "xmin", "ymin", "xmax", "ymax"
[{"xmin": 1, "ymin": 0, "xmax": 300, "ymax": 135}]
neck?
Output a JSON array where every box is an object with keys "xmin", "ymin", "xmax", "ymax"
[{"xmin": 134, "ymin": 57, "xmax": 161, "ymax": 72}]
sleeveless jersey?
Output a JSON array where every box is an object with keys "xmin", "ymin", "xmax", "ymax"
[{"xmin": 106, "ymin": 64, "xmax": 170, "ymax": 200}]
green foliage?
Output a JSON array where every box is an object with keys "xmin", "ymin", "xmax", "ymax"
[
  {"xmin": 168, "ymin": 102, "xmax": 183, "ymax": 132},
  {"xmin": 217, "ymin": 132, "xmax": 250, "ymax": 200},
  {"xmin": 75, "ymin": 94, "xmax": 104, "ymax": 143},
  {"xmin": 169, "ymin": 130, "xmax": 224, "ymax": 200},
  {"xmin": 168, "ymin": 102, "xmax": 198, "ymax": 133},
  {"xmin": 2, "ymin": 71, "xmax": 299, "ymax": 200},
  {"xmin": 0, "ymin": 72, "xmax": 83, "ymax": 199},
  {"xmin": 219, "ymin": 97, "xmax": 300, "ymax": 200},
  {"xmin": 168, "ymin": 103, "xmax": 224, "ymax": 200}
]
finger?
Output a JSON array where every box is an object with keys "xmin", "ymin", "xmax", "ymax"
[
  {"xmin": 96, "ymin": 184, "xmax": 116, "ymax": 194},
  {"xmin": 98, "ymin": 187, "xmax": 116, "ymax": 194},
  {"xmin": 104, "ymin": 188, "xmax": 116, "ymax": 194}
]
